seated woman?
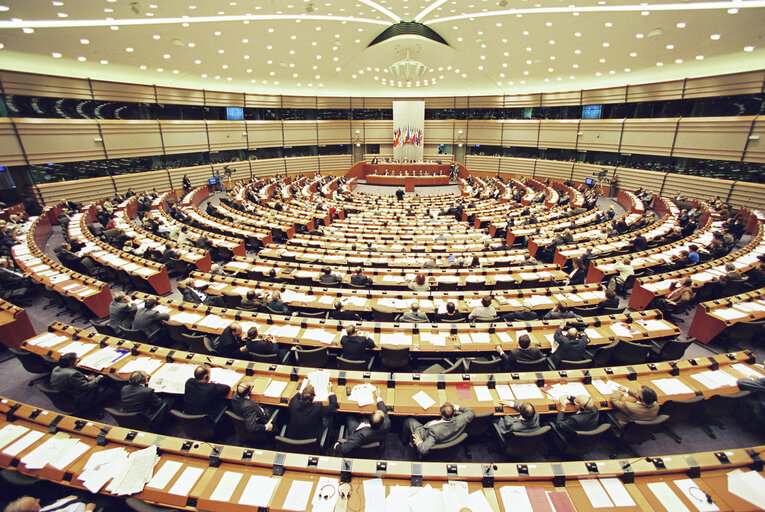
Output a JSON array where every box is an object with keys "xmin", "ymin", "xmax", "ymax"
[{"xmin": 407, "ymin": 273, "xmax": 430, "ymax": 292}]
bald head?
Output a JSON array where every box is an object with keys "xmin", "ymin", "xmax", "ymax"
[
  {"xmin": 567, "ymin": 327, "xmax": 578, "ymax": 338},
  {"xmin": 4, "ymin": 497, "xmax": 41, "ymax": 512},
  {"xmin": 574, "ymin": 395, "xmax": 593, "ymax": 411}
]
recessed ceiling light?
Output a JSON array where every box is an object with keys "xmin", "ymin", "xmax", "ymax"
[
  {"xmin": 676, "ymin": 22, "xmax": 686, "ymax": 28},
  {"xmin": 222, "ymin": 64, "xmax": 228, "ymax": 69},
  {"xmin": 153, "ymin": 35, "xmax": 160, "ymax": 40},
  {"xmin": 242, "ymin": 39, "xmax": 248, "ymax": 43},
  {"xmin": 744, "ymin": 46, "xmax": 755, "ymax": 52},
  {"xmin": 728, "ymin": 8, "xmax": 738, "ymax": 13},
  {"xmin": 711, "ymin": 34, "xmax": 721, "ymax": 40},
  {"xmin": 641, "ymin": 10, "xmax": 649, "ymax": 15},
  {"xmin": 666, "ymin": 44, "xmax": 674, "ymax": 49},
  {"xmin": 100, "ymin": 59, "xmax": 108, "ymax": 64},
  {"xmin": 214, "ymin": 31, "xmax": 221, "ymax": 36},
  {"xmin": 110, "ymin": 25, "xmax": 118, "ymax": 30},
  {"xmin": 595, "ymin": 72, "xmax": 601, "ymax": 77},
  {"xmin": 656, "ymin": 62, "xmax": 663, "ymax": 66},
  {"xmin": 696, "ymin": 55, "xmax": 704, "ymax": 60},
  {"xmin": 22, "ymin": 28, "xmax": 34, "ymax": 34},
  {"xmin": 218, "ymin": 49, "xmax": 224, "ymax": 53},
  {"xmin": 201, "ymin": 73, "xmax": 207, "ymax": 78},
  {"xmin": 194, "ymin": 59, "xmax": 201, "ymax": 64},
  {"xmin": 57, "ymin": 12, "xmax": 67, "ymax": 17},
  {"xmin": 573, "ymin": 64, "xmax": 579, "ymax": 68},
  {"xmin": 77, "ymin": 56, "xmax": 86, "ymax": 61},
  {"xmin": 51, "ymin": 52, "xmax": 62, "ymax": 58},
  {"xmin": 126, "ymin": 47, "xmax": 134, "ymax": 52},
  {"xmin": 574, "ymin": 32, "xmax": 581, "ymax": 37},
  {"xmin": 636, "ymin": 33, "xmax": 644, "ymax": 39},
  {"xmin": 545, "ymin": 21, "xmax": 552, "ymax": 26},
  {"xmin": 0, "ymin": 43, "xmax": 4, "ymax": 49},
  {"xmin": 188, "ymin": 42, "xmax": 195, "ymax": 47},
  {"xmin": 157, "ymin": 68, "xmax": 163, "ymax": 72},
  {"xmin": 624, "ymin": 68, "xmax": 631, "ymax": 72},
  {"xmin": 574, "ymin": 49, "xmax": 581, "ymax": 54},
  {"xmin": 675, "ymin": 58, "xmax": 683, "ymax": 63},
  {"xmin": 602, "ymin": 42, "xmax": 609, "ymax": 47},
  {"xmin": 609, "ymin": 70, "xmax": 615, "ymax": 75},
  {"xmin": 549, "ymin": 40, "xmax": 555, "ymax": 44},
  {"xmin": 291, "ymin": 35, "xmax": 297, "ymax": 39},
  {"xmin": 604, "ymin": 22, "xmax": 612, "ymax": 27},
  {"xmin": 599, "ymin": 58, "xmax": 606, "ymax": 63},
  {"xmin": 0, "ymin": 4, "xmax": 9, "ymax": 10},
  {"xmin": 163, "ymin": 54, "xmax": 170, "ymax": 59},
  {"xmin": 629, "ymin": 52, "xmax": 637, "ymax": 57}
]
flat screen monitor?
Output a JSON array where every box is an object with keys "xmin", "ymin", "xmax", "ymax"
[
  {"xmin": 582, "ymin": 105, "xmax": 602, "ymax": 119},
  {"xmin": 208, "ymin": 178, "xmax": 218, "ymax": 185},
  {"xmin": 585, "ymin": 178, "xmax": 594, "ymax": 185},
  {"xmin": 226, "ymin": 107, "xmax": 244, "ymax": 120}
]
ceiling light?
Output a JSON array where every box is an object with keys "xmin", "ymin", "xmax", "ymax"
[
  {"xmin": 214, "ymin": 31, "xmax": 221, "ymax": 36},
  {"xmin": 656, "ymin": 62, "xmax": 663, "ymax": 66},
  {"xmin": 599, "ymin": 58, "xmax": 606, "ymax": 63},
  {"xmin": 629, "ymin": 52, "xmax": 637, "ymax": 57},
  {"xmin": 126, "ymin": 47, "xmax": 134, "ymax": 52},
  {"xmin": 602, "ymin": 42, "xmax": 609, "ymax": 47},
  {"xmin": 152, "ymin": 35, "xmax": 160, "ymax": 40},
  {"xmin": 163, "ymin": 54, "xmax": 170, "ymax": 59},
  {"xmin": 696, "ymin": 55, "xmax": 704, "ymax": 60},
  {"xmin": 624, "ymin": 68, "xmax": 631, "ymax": 72},
  {"xmin": 218, "ymin": 49, "xmax": 224, "ymax": 53},
  {"xmin": 57, "ymin": 12, "xmax": 67, "ymax": 17},
  {"xmin": 549, "ymin": 40, "xmax": 555, "ymax": 44},
  {"xmin": 676, "ymin": 22, "xmax": 686, "ymax": 28},
  {"xmin": 574, "ymin": 32, "xmax": 581, "ymax": 37},
  {"xmin": 744, "ymin": 46, "xmax": 755, "ymax": 52},
  {"xmin": 675, "ymin": 58, "xmax": 683, "ymax": 63},
  {"xmin": 51, "ymin": 52, "xmax": 62, "ymax": 58},
  {"xmin": 574, "ymin": 49, "xmax": 581, "ymax": 54},
  {"xmin": 0, "ymin": 4, "xmax": 9, "ymax": 9},
  {"xmin": 636, "ymin": 33, "xmax": 644, "ymax": 39},
  {"xmin": 110, "ymin": 25, "xmax": 118, "ymax": 30},
  {"xmin": 728, "ymin": 8, "xmax": 738, "ymax": 13},
  {"xmin": 77, "ymin": 56, "xmax": 85, "ymax": 61},
  {"xmin": 188, "ymin": 42, "xmax": 195, "ymax": 47},
  {"xmin": 22, "ymin": 28, "xmax": 34, "ymax": 34},
  {"xmin": 100, "ymin": 59, "xmax": 108, "ymax": 64},
  {"xmin": 711, "ymin": 34, "xmax": 721, "ymax": 40},
  {"xmin": 641, "ymin": 10, "xmax": 649, "ymax": 15},
  {"xmin": 194, "ymin": 59, "xmax": 201, "ymax": 64},
  {"xmin": 666, "ymin": 44, "xmax": 674, "ymax": 49},
  {"xmin": 604, "ymin": 22, "xmax": 612, "ymax": 27}
]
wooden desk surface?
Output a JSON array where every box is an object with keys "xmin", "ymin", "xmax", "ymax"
[{"xmin": 687, "ymin": 290, "xmax": 765, "ymax": 343}]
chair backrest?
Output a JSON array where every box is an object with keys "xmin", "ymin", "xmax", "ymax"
[
  {"xmin": 225, "ymin": 410, "xmax": 264, "ymax": 443},
  {"xmin": 724, "ymin": 321, "xmax": 761, "ymax": 345},
  {"xmin": 591, "ymin": 340, "xmax": 619, "ymax": 367},
  {"xmin": 371, "ymin": 307, "xmax": 397, "ymax": 322},
  {"xmin": 704, "ymin": 390, "xmax": 752, "ymax": 417},
  {"xmin": 169, "ymin": 409, "xmax": 216, "ymax": 441},
  {"xmin": 500, "ymin": 425, "xmax": 552, "ymax": 459},
  {"xmin": 90, "ymin": 319, "xmax": 117, "ymax": 337},
  {"xmin": 35, "ymin": 382, "xmax": 77, "ymax": 413},
  {"xmin": 610, "ymin": 339, "xmax": 651, "ymax": 366},
  {"xmin": 119, "ymin": 327, "xmax": 149, "ymax": 344},
  {"xmin": 558, "ymin": 358, "xmax": 594, "ymax": 370},
  {"xmin": 274, "ymin": 425, "xmax": 322, "ymax": 454},
  {"xmin": 180, "ymin": 332, "xmax": 209, "ymax": 354},
  {"xmin": 295, "ymin": 346, "xmax": 328, "ymax": 368},
  {"xmin": 380, "ymin": 346, "xmax": 410, "ymax": 369},
  {"xmin": 572, "ymin": 305, "xmax": 598, "ymax": 317},
  {"xmin": 620, "ymin": 414, "xmax": 670, "ymax": 445},
  {"xmin": 464, "ymin": 411, "xmax": 495, "ymax": 438},
  {"xmin": 721, "ymin": 278, "xmax": 746, "ymax": 297},
  {"xmin": 249, "ymin": 352, "xmax": 280, "ymax": 364},
  {"xmin": 563, "ymin": 423, "xmax": 611, "ymax": 457},
  {"xmin": 164, "ymin": 321, "xmax": 189, "ymax": 344},
  {"xmin": 10, "ymin": 348, "xmax": 51, "ymax": 375},
  {"xmin": 513, "ymin": 357, "xmax": 549, "ymax": 372},
  {"xmin": 659, "ymin": 396, "xmax": 705, "ymax": 423},
  {"xmin": 600, "ymin": 305, "xmax": 625, "ymax": 315},
  {"xmin": 465, "ymin": 357, "xmax": 502, "ymax": 374},
  {"xmin": 105, "ymin": 407, "xmax": 152, "ymax": 431},
  {"xmin": 203, "ymin": 336, "xmax": 217, "ymax": 355},
  {"xmin": 422, "ymin": 432, "xmax": 468, "ymax": 461},
  {"xmin": 222, "ymin": 292, "xmax": 242, "ymax": 309},
  {"xmin": 336, "ymin": 356, "xmax": 367, "ymax": 371},
  {"xmin": 657, "ymin": 338, "xmax": 693, "ymax": 361}
]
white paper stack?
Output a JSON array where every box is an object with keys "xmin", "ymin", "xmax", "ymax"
[
  {"xmin": 301, "ymin": 369, "xmax": 331, "ymax": 402},
  {"xmin": 117, "ymin": 357, "xmax": 163, "ymax": 376},
  {"xmin": 79, "ymin": 347, "xmax": 129, "ymax": 371},
  {"xmin": 149, "ymin": 363, "xmax": 196, "ymax": 394},
  {"xmin": 106, "ymin": 445, "xmax": 160, "ymax": 496},
  {"xmin": 78, "ymin": 447, "xmax": 129, "ymax": 493},
  {"xmin": 348, "ymin": 384, "xmax": 377, "ymax": 407}
]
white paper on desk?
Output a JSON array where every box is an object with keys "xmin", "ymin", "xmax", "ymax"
[
  {"xmin": 147, "ymin": 460, "xmax": 182, "ymax": 489},
  {"xmin": 210, "ymin": 471, "xmax": 243, "ymax": 502},
  {"xmin": 636, "ymin": 319, "xmax": 669, "ymax": 332},
  {"xmin": 647, "ymin": 481, "xmax": 690, "ymax": 512},
  {"xmin": 592, "ymin": 379, "xmax": 621, "ymax": 396},
  {"xmin": 510, "ymin": 383, "xmax": 544, "ymax": 400},
  {"xmin": 278, "ymin": 324, "xmax": 302, "ymax": 339},
  {"xmin": 171, "ymin": 312, "xmax": 204, "ymax": 325},
  {"xmin": 239, "ymin": 475, "xmax": 279, "ymax": 507},
  {"xmin": 544, "ymin": 382, "xmax": 590, "ymax": 402},
  {"xmin": 472, "ymin": 385, "xmax": 493, "ymax": 402},
  {"xmin": 610, "ymin": 322, "xmax": 636, "ymax": 339},
  {"xmin": 117, "ymin": 357, "xmax": 163, "ymax": 376},
  {"xmin": 653, "ymin": 377, "xmax": 694, "ymax": 396},
  {"xmin": 362, "ymin": 478, "xmax": 386, "ymax": 512},
  {"xmin": 380, "ymin": 332, "xmax": 411, "ymax": 346},
  {"xmin": 263, "ymin": 380, "xmax": 288, "ymax": 398},
  {"xmin": 79, "ymin": 347, "xmax": 129, "ymax": 371},
  {"xmin": 3, "ymin": 430, "xmax": 44, "ymax": 457},
  {"xmin": 471, "ymin": 332, "xmax": 491, "ymax": 344},
  {"xmin": 385, "ymin": 486, "xmax": 413, "ymax": 512},
  {"xmin": 303, "ymin": 328, "xmax": 336, "ymax": 345},
  {"xmin": 727, "ymin": 469, "xmax": 765, "ymax": 509},
  {"xmin": 58, "ymin": 341, "xmax": 96, "ymax": 359},
  {"xmin": 21, "ymin": 435, "xmax": 70, "ymax": 470},
  {"xmin": 412, "ymin": 390, "xmax": 436, "ymax": 410},
  {"xmin": 168, "ymin": 466, "xmax": 204, "ymax": 496},
  {"xmin": 601, "ymin": 477, "xmax": 635, "ymax": 507},
  {"xmin": 421, "ymin": 331, "xmax": 448, "ymax": 347},
  {"xmin": 209, "ymin": 367, "xmax": 242, "ymax": 388},
  {"xmin": 311, "ymin": 476, "xmax": 340, "ymax": 512},
  {"xmin": 457, "ymin": 333, "xmax": 472, "ymax": 345},
  {"xmin": 691, "ymin": 370, "xmax": 739, "ymax": 390},
  {"xmin": 499, "ymin": 486, "xmax": 534, "ymax": 512},
  {"xmin": 0, "ymin": 424, "xmax": 30, "ymax": 450},
  {"xmin": 49, "ymin": 439, "xmax": 89, "ymax": 470},
  {"xmin": 466, "ymin": 490, "xmax": 494, "ymax": 512},
  {"xmin": 349, "ymin": 384, "xmax": 376, "ymax": 407},
  {"xmin": 496, "ymin": 384, "xmax": 514, "ymax": 401},
  {"xmin": 283, "ymin": 480, "xmax": 314, "ymax": 511},
  {"xmin": 732, "ymin": 363, "xmax": 765, "ymax": 379},
  {"xmin": 714, "ymin": 308, "xmax": 749, "ymax": 321},
  {"xmin": 27, "ymin": 333, "xmax": 68, "ymax": 348},
  {"xmin": 674, "ymin": 479, "xmax": 719, "ymax": 512},
  {"xmin": 80, "ymin": 450, "xmax": 128, "ymax": 494},
  {"xmin": 496, "ymin": 331, "xmax": 513, "ymax": 344},
  {"xmin": 580, "ymin": 479, "xmax": 614, "ymax": 508},
  {"xmin": 148, "ymin": 363, "xmax": 196, "ymax": 394}
]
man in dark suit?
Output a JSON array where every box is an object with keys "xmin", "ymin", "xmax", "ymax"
[
  {"xmin": 550, "ymin": 395, "xmax": 600, "ymax": 448},
  {"xmin": 121, "ymin": 371, "xmax": 170, "ymax": 424},
  {"xmin": 214, "ymin": 322, "xmax": 244, "ymax": 358},
  {"xmin": 55, "ymin": 243, "xmax": 82, "ymax": 270},
  {"xmin": 395, "ymin": 188, "xmax": 405, "ymax": 201},
  {"xmin": 497, "ymin": 334, "xmax": 544, "ymax": 367},
  {"xmin": 549, "ymin": 324, "xmax": 590, "ymax": 369},
  {"xmin": 50, "ymin": 353, "xmax": 115, "ymax": 414},
  {"xmin": 630, "ymin": 234, "xmax": 648, "ymax": 252},
  {"xmin": 182, "ymin": 282, "xmax": 226, "ymax": 308},
  {"xmin": 333, "ymin": 388, "xmax": 390, "ymax": 457},
  {"xmin": 402, "ymin": 402, "xmax": 475, "ymax": 456},
  {"xmin": 502, "ymin": 301, "xmax": 538, "ymax": 323},
  {"xmin": 495, "ymin": 400, "xmax": 540, "ymax": 434},
  {"xmin": 595, "ymin": 289, "xmax": 620, "ymax": 314},
  {"xmin": 183, "ymin": 366, "xmax": 230, "ymax": 425},
  {"xmin": 107, "ymin": 291, "xmax": 136, "ymax": 332},
  {"xmin": 332, "ymin": 301, "xmax": 361, "ymax": 321},
  {"xmin": 240, "ymin": 290, "xmax": 265, "ymax": 311},
  {"xmin": 318, "ymin": 266, "xmax": 341, "ymax": 286},
  {"xmin": 242, "ymin": 326, "xmax": 282, "ymax": 358},
  {"xmin": 231, "ymin": 381, "xmax": 274, "ymax": 436},
  {"xmin": 286, "ymin": 384, "xmax": 338, "ymax": 439},
  {"xmin": 132, "ymin": 297, "xmax": 170, "ymax": 343},
  {"xmin": 161, "ymin": 245, "xmax": 180, "ymax": 265},
  {"xmin": 542, "ymin": 303, "xmax": 577, "ymax": 320},
  {"xmin": 350, "ymin": 268, "xmax": 373, "ymax": 287},
  {"xmin": 340, "ymin": 325, "xmax": 376, "ymax": 361}
]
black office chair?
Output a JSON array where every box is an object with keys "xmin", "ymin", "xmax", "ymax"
[
  {"xmin": 226, "ymin": 409, "xmax": 280, "ymax": 445},
  {"xmin": 464, "ymin": 357, "xmax": 502, "ymax": 373},
  {"xmin": 572, "ymin": 305, "xmax": 598, "ymax": 317},
  {"xmin": 492, "ymin": 423, "xmax": 551, "ymax": 460},
  {"xmin": 371, "ymin": 307, "xmax": 398, "ymax": 322},
  {"xmin": 178, "ymin": 332, "xmax": 211, "ymax": 354},
  {"xmin": 90, "ymin": 319, "xmax": 117, "ymax": 337},
  {"xmin": 105, "ymin": 407, "xmax": 153, "ymax": 431},
  {"xmin": 599, "ymin": 305, "xmax": 626, "ymax": 315},
  {"xmin": 649, "ymin": 337, "xmax": 694, "ymax": 362},
  {"xmin": 169, "ymin": 409, "xmax": 217, "ymax": 441},
  {"xmin": 118, "ymin": 327, "xmax": 149, "ymax": 344},
  {"xmin": 587, "ymin": 339, "xmax": 619, "ymax": 368},
  {"xmin": 337, "ymin": 356, "xmax": 374, "ymax": 371},
  {"xmin": 659, "ymin": 396, "xmax": 705, "ymax": 443},
  {"xmin": 9, "ymin": 348, "xmax": 54, "ymax": 386},
  {"xmin": 610, "ymin": 414, "xmax": 670, "ymax": 457},
  {"xmin": 513, "ymin": 357, "xmax": 549, "ymax": 372},
  {"xmin": 464, "ymin": 411, "xmax": 495, "ymax": 439},
  {"xmin": 701, "ymin": 390, "xmax": 751, "ymax": 438},
  {"xmin": 203, "ymin": 336, "xmax": 217, "ymax": 355},
  {"xmin": 222, "ymin": 291, "xmax": 242, "ymax": 308},
  {"xmin": 553, "ymin": 423, "xmax": 611, "ymax": 459},
  {"xmin": 419, "ymin": 433, "xmax": 468, "ymax": 461},
  {"xmin": 125, "ymin": 498, "xmax": 176, "ymax": 512},
  {"xmin": 36, "ymin": 382, "xmax": 77, "ymax": 414},
  {"xmin": 555, "ymin": 358, "xmax": 594, "ymax": 370},
  {"xmin": 423, "ymin": 358, "xmax": 465, "ymax": 374},
  {"xmin": 274, "ymin": 424, "xmax": 329, "ymax": 454},
  {"xmin": 609, "ymin": 339, "xmax": 651, "ymax": 366},
  {"xmin": 164, "ymin": 321, "xmax": 190, "ymax": 347},
  {"xmin": 337, "ymin": 424, "xmax": 384, "ymax": 458},
  {"xmin": 293, "ymin": 346, "xmax": 328, "ymax": 368},
  {"xmin": 380, "ymin": 346, "xmax": 410, "ymax": 370}
]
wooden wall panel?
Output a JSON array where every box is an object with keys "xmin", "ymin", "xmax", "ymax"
[
  {"xmin": 662, "ymin": 174, "xmax": 733, "ymax": 201},
  {"xmin": 503, "ymin": 93, "xmax": 541, "ymax": 108},
  {"xmin": 245, "ymin": 121, "xmax": 283, "ymax": 149},
  {"xmin": 362, "ymin": 97, "xmax": 393, "ymax": 109},
  {"xmin": 454, "ymin": 97, "xmax": 469, "ymax": 109},
  {"xmin": 425, "ymin": 120, "xmax": 454, "ymax": 144},
  {"xmin": 99, "ymin": 120, "xmax": 163, "ymax": 159},
  {"xmin": 251, "ymin": 158, "xmax": 285, "ymax": 177},
  {"xmin": 465, "ymin": 155, "xmax": 500, "ymax": 174},
  {"xmin": 15, "ymin": 119, "xmax": 105, "ymax": 164},
  {"xmin": 627, "ymin": 80, "xmax": 685, "ymax": 102},
  {"xmin": 284, "ymin": 155, "xmax": 320, "ymax": 174},
  {"xmin": 620, "ymin": 118, "xmax": 678, "ymax": 156},
  {"xmin": 424, "ymin": 97, "xmax": 455, "ymax": 109},
  {"xmin": 317, "ymin": 121, "xmax": 351, "ymax": 145},
  {"xmin": 538, "ymin": 119, "xmax": 579, "ymax": 150},
  {"xmin": 468, "ymin": 96, "xmax": 505, "ymax": 108},
  {"xmin": 282, "ymin": 121, "xmax": 318, "ymax": 147},
  {"xmin": 541, "ymin": 90, "xmax": 581, "ymax": 107},
  {"xmin": 113, "ymin": 169, "xmax": 172, "ymax": 195},
  {"xmin": 577, "ymin": 119, "xmax": 622, "ymax": 152},
  {"xmin": 37, "ymin": 177, "xmax": 115, "ymax": 205},
  {"xmin": 672, "ymin": 116, "xmax": 752, "ymax": 161},
  {"xmin": 467, "ymin": 121, "xmax": 503, "ymax": 145},
  {"xmin": 684, "ymin": 71, "xmax": 765, "ymax": 99},
  {"xmin": 0, "ymin": 71, "xmax": 92, "ymax": 99},
  {"xmin": 0, "ymin": 119, "xmax": 27, "ymax": 166},
  {"xmin": 154, "ymin": 86, "xmax": 205, "ymax": 106},
  {"xmin": 361, "ymin": 120, "xmax": 393, "ymax": 144},
  {"xmin": 499, "ymin": 156, "xmax": 535, "ymax": 177},
  {"xmin": 244, "ymin": 94, "xmax": 282, "ymax": 108},
  {"xmin": 204, "ymin": 90, "xmax": 244, "ymax": 107},
  {"xmin": 212, "ymin": 160, "xmax": 251, "ymax": 181},
  {"xmin": 582, "ymin": 86, "xmax": 628, "ymax": 105},
  {"xmin": 158, "ymin": 120, "xmax": 209, "ymax": 154},
  {"xmin": 317, "ymin": 97, "xmax": 350, "ymax": 109},
  {"xmin": 168, "ymin": 165, "xmax": 212, "ymax": 189},
  {"xmin": 728, "ymin": 181, "xmax": 765, "ymax": 210},
  {"xmin": 743, "ymin": 117, "xmax": 765, "ymax": 163},
  {"xmin": 534, "ymin": 160, "xmax": 574, "ymax": 181},
  {"xmin": 572, "ymin": 163, "xmax": 617, "ymax": 185},
  {"xmin": 281, "ymin": 96, "xmax": 317, "ymax": 109},
  {"xmin": 318, "ymin": 154, "xmax": 352, "ymax": 172},
  {"xmin": 206, "ymin": 120, "xmax": 247, "ymax": 151},
  {"xmin": 501, "ymin": 120, "xmax": 539, "ymax": 147},
  {"xmin": 612, "ymin": 167, "xmax": 664, "ymax": 193},
  {"xmin": 91, "ymin": 81, "xmax": 155, "ymax": 103}
]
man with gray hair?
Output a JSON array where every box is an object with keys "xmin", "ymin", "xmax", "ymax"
[
  {"xmin": 549, "ymin": 323, "xmax": 590, "ymax": 369},
  {"xmin": 107, "ymin": 291, "xmax": 136, "ymax": 332}
]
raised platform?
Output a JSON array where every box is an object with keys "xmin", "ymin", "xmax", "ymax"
[{"xmin": 366, "ymin": 174, "xmax": 450, "ymax": 191}]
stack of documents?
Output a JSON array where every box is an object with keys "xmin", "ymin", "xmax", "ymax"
[
  {"xmin": 301, "ymin": 369, "xmax": 331, "ymax": 402},
  {"xmin": 149, "ymin": 363, "xmax": 196, "ymax": 394},
  {"xmin": 105, "ymin": 446, "xmax": 160, "ymax": 496}
]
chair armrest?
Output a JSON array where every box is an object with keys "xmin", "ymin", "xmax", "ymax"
[
  {"xmin": 279, "ymin": 350, "xmax": 292, "ymax": 365},
  {"xmin": 338, "ymin": 424, "xmax": 346, "ymax": 442},
  {"xmin": 548, "ymin": 422, "xmax": 566, "ymax": 445},
  {"xmin": 603, "ymin": 411, "xmax": 624, "ymax": 435},
  {"xmin": 268, "ymin": 409, "xmax": 280, "ymax": 424},
  {"xmin": 318, "ymin": 425, "xmax": 330, "ymax": 449},
  {"xmin": 547, "ymin": 359, "xmax": 556, "ymax": 371},
  {"xmin": 366, "ymin": 356, "xmax": 376, "ymax": 372}
]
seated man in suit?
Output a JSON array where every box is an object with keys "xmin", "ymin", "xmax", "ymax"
[
  {"xmin": 183, "ymin": 365, "xmax": 230, "ymax": 425},
  {"xmin": 240, "ymin": 290, "xmax": 265, "ymax": 311},
  {"xmin": 332, "ymin": 301, "xmax": 361, "ymax": 321},
  {"xmin": 630, "ymin": 234, "xmax": 648, "ymax": 252},
  {"xmin": 717, "ymin": 262, "xmax": 745, "ymax": 289},
  {"xmin": 438, "ymin": 301, "xmax": 464, "ymax": 322},
  {"xmin": 333, "ymin": 387, "xmax": 390, "ymax": 457},
  {"xmin": 595, "ymin": 289, "xmax": 620, "ymax": 314},
  {"xmin": 241, "ymin": 326, "xmax": 281, "ymax": 358},
  {"xmin": 132, "ymin": 297, "xmax": 170, "ymax": 343},
  {"xmin": 231, "ymin": 380, "xmax": 275, "ymax": 436},
  {"xmin": 402, "ymin": 402, "xmax": 475, "ymax": 456},
  {"xmin": 736, "ymin": 372, "xmax": 765, "ymax": 431},
  {"xmin": 502, "ymin": 300, "xmax": 538, "ymax": 323},
  {"xmin": 542, "ymin": 303, "xmax": 576, "ymax": 320},
  {"xmin": 549, "ymin": 324, "xmax": 590, "ymax": 369},
  {"xmin": 121, "ymin": 370, "xmax": 170, "ymax": 425},
  {"xmin": 609, "ymin": 384, "xmax": 659, "ymax": 426},
  {"xmin": 286, "ymin": 383, "xmax": 338, "ymax": 439},
  {"xmin": 50, "ymin": 352, "xmax": 116, "ymax": 414},
  {"xmin": 350, "ymin": 267, "xmax": 373, "ymax": 287},
  {"xmin": 340, "ymin": 325, "xmax": 376, "ymax": 361},
  {"xmin": 214, "ymin": 322, "xmax": 244, "ymax": 358},
  {"xmin": 495, "ymin": 400, "xmax": 540, "ymax": 434},
  {"xmin": 497, "ymin": 334, "xmax": 544, "ymax": 367},
  {"xmin": 161, "ymin": 244, "xmax": 180, "ymax": 264},
  {"xmin": 181, "ymin": 281, "xmax": 226, "ymax": 308},
  {"xmin": 398, "ymin": 302, "xmax": 429, "ymax": 323},
  {"xmin": 655, "ymin": 278, "xmax": 693, "ymax": 315},
  {"xmin": 549, "ymin": 394, "xmax": 600, "ymax": 449},
  {"xmin": 318, "ymin": 266, "xmax": 342, "ymax": 286},
  {"xmin": 107, "ymin": 291, "xmax": 136, "ymax": 332},
  {"xmin": 265, "ymin": 290, "xmax": 292, "ymax": 315},
  {"xmin": 607, "ymin": 258, "xmax": 634, "ymax": 292}
]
